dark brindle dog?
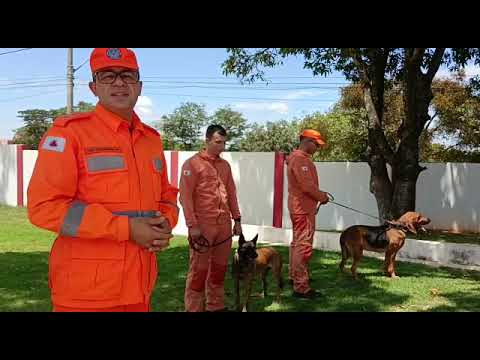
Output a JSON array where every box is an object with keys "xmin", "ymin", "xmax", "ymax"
[
  {"xmin": 339, "ymin": 211, "xmax": 431, "ymax": 279},
  {"xmin": 232, "ymin": 234, "xmax": 284, "ymax": 312}
]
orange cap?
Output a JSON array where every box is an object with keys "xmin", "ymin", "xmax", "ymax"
[
  {"xmin": 90, "ymin": 48, "xmax": 139, "ymax": 73},
  {"xmin": 300, "ymin": 129, "xmax": 327, "ymax": 147}
]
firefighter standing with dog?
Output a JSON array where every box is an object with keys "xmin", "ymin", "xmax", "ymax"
[
  {"xmin": 287, "ymin": 129, "xmax": 329, "ymax": 298},
  {"xmin": 179, "ymin": 125, "xmax": 242, "ymax": 312},
  {"xmin": 27, "ymin": 48, "xmax": 179, "ymax": 312}
]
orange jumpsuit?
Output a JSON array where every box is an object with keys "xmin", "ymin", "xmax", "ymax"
[
  {"xmin": 179, "ymin": 150, "xmax": 241, "ymax": 312},
  {"xmin": 287, "ymin": 149, "xmax": 324, "ymax": 294},
  {"xmin": 27, "ymin": 103, "xmax": 179, "ymax": 311}
]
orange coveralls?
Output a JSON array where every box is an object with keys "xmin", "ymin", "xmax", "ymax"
[
  {"xmin": 287, "ymin": 149, "xmax": 325, "ymax": 294},
  {"xmin": 27, "ymin": 103, "xmax": 179, "ymax": 311},
  {"xmin": 179, "ymin": 150, "xmax": 241, "ymax": 312}
]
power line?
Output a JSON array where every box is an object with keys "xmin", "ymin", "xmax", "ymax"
[
  {"xmin": 0, "ymin": 83, "xmax": 67, "ymax": 91},
  {"xmin": 0, "ymin": 90, "xmax": 66, "ymax": 103},
  {"xmin": 141, "ymin": 92, "xmax": 336, "ymax": 102},
  {"xmin": 0, "ymin": 48, "xmax": 33, "ymax": 56}
]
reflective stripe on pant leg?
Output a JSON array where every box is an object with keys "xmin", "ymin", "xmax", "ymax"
[
  {"xmin": 291, "ymin": 214, "xmax": 311, "ymax": 294},
  {"xmin": 206, "ymin": 223, "xmax": 232, "ymax": 312},
  {"xmin": 184, "ymin": 245, "xmax": 210, "ymax": 312}
]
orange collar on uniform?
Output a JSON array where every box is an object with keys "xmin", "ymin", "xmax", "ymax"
[
  {"xmin": 292, "ymin": 149, "xmax": 312, "ymax": 158},
  {"xmin": 199, "ymin": 149, "xmax": 221, "ymax": 162},
  {"xmin": 94, "ymin": 103, "xmax": 145, "ymax": 134}
]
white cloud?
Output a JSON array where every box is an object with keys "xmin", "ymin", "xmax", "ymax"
[
  {"xmin": 135, "ymin": 95, "xmax": 154, "ymax": 118},
  {"xmin": 282, "ymin": 90, "xmax": 328, "ymax": 100},
  {"xmin": 233, "ymin": 102, "xmax": 289, "ymax": 114}
]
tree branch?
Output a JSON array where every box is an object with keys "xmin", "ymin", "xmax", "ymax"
[
  {"xmin": 424, "ymin": 111, "xmax": 437, "ymax": 131},
  {"xmin": 426, "ymin": 48, "xmax": 446, "ymax": 82},
  {"xmin": 410, "ymin": 48, "xmax": 426, "ymax": 67}
]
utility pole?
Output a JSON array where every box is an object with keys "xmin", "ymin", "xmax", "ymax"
[{"xmin": 67, "ymin": 48, "xmax": 74, "ymax": 114}]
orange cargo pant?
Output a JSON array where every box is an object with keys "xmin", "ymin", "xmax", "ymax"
[
  {"xmin": 289, "ymin": 214, "xmax": 315, "ymax": 294},
  {"xmin": 184, "ymin": 222, "xmax": 232, "ymax": 312},
  {"xmin": 53, "ymin": 303, "xmax": 150, "ymax": 312}
]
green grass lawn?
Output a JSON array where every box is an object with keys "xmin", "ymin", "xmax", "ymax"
[{"xmin": 1, "ymin": 205, "xmax": 480, "ymax": 312}]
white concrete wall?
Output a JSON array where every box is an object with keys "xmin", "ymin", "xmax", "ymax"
[
  {"xmin": 2, "ymin": 144, "xmax": 480, "ymax": 233},
  {"xmin": 282, "ymin": 162, "xmax": 380, "ymax": 231},
  {"xmin": 22, "ymin": 150, "xmax": 38, "ymax": 205},
  {"xmin": 416, "ymin": 163, "xmax": 480, "ymax": 233},
  {"xmin": 0, "ymin": 145, "xmax": 18, "ymax": 206}
]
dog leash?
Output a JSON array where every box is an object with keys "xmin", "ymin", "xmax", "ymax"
[
  {"xmin": 317, "ymin": 192, "xmax": 381, "ymax": 221},
  {"xmin": 188, "ymin": 234, "xmax": 235, "ymax": 254}
]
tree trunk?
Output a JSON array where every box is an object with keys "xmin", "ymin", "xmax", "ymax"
[
  {"xmin": 367, "ymin": 130, "xmax": 393, "ymax": 223},
  {"xmin": 391, "ymin": 49, "xmax": 438, "ymax": 218}
]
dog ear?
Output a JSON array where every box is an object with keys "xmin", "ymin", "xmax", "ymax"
[
  {"xmin": 252, "ymin": 234, "xmax": 258, "ymax": 246},
  {"xmin": 238, "ymin": 233, "xmax": 246, "ymax": 247}
]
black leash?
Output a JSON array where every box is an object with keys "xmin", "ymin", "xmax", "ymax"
[
  {"xmin": 188, "ymin": 234, "xmax": 235, "ymax": 254},
  {"xmin": 316, "ymin": 192, "xmax": 381, "ymax": 221}
]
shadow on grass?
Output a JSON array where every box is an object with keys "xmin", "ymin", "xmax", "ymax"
[
  {"xmin": 427, "ymin": 288, "xmax": 480, "ymax": 312},
  {"xmin": 2, "ymin": 241, "xmax": 479, "ymax": 312},
  {"xmin": 153, "ymin": 245, "xmax": 413, "ymax": 312},
  {"xmin": 0, "ymin": 252, "xmax": 51, "ymax": 312}
]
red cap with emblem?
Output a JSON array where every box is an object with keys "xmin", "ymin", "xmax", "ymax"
[{"xmin": 90, "ymin": 48, "xmax": 139, "ymax": 73}]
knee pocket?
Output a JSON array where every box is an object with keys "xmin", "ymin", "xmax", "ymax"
[
  {"xmin": 190, "ymin": 268, "xmax": 208, "ymax": 292},
  {"xmin": 210, "ymin": 263, "xmax": 227, "ymax": 285}
]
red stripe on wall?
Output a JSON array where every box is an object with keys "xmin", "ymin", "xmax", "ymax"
[
  {"xmin": 272, "ymin": 152, "xmax": 285, "ymax": 228},
  {"xmin": 170, "ymin": 151, "xmax": 179, "ymax": 188},
  {"xmin": 16, "ymin": 145, "xmax": 24, "ymax": 207}
]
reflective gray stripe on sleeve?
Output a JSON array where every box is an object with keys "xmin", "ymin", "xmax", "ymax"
[
  {"xmin": 159, "ymin": 200, "xmax": 180, "ymax": 216},
  {"xmin": 87, "ymin": 155, "xmax": 125, "ymax": 172},
  {"xmin": 61, "ymin": 200, "xmax": 87, "ymax": 237},
  {"xmin": 112, "ymin": 210, "xmax": 157, "ymax": 218},
  {"xmin": 153, "ymin": 158, "xmax": 163, "ymax": 172}
]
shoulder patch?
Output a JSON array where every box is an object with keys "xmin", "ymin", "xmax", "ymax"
[
  {"xmin": 42, "ymin": 136, "xmax": 66, "ymax": 153},
  {"xmin": 143, "ymin": 123, "xmax": 160, "ymax": 136},
  {"xmin": 53, "ymin": 112, "xmax": 92, "ymax": 128}
]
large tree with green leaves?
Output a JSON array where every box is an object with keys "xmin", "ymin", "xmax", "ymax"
[
  {"xmin": 209, "ymin": 106, "xmax": 248, "ymax": 151},
  {"xmin": 239, "ymin": 120, "xmax": 300, "ymax": 153},
  {"xmin": 223, "ymin": 48, "xmax": 480, "ymax": 222},
  {"xmin": 12, "ymin": 101, "xmax": 95, "ymax": 149},
  {"xmin": 156, "ymin": 102, "xmax": 208, "ymax": 151}
]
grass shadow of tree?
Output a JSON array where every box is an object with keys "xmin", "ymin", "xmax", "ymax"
[{"xmin": 0, "ymin": 252, "xmax": 51, "ymax": 312}]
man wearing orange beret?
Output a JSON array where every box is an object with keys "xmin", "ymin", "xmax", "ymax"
[
  {"xmin": 287, "ymin": 129, "xmax": 329, "ymax": 299},
  {"xmin": 28, "ymin": 48, "xmax": 179, "ymax": 312}
]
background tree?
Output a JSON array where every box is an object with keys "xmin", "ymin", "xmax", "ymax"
[
  {"xmin": 156, "ymin": 102, "xmax": 208, "ymax": 150},
  {"xmin": 239, "ymin": 120, "xmax": 299, "ymax": 153},
  {"xmin": 209, "ymin": 106, "xmax": 248, "ymax": 151},
  {"xmin": 12, "ymin": 102, "xmax": 95, "ymax": 149}
]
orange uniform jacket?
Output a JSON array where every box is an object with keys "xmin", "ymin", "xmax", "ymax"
[
  {"xmin": 179, "ymin": 150, "xmax": 241, "ymax": 227},
  {"xmin": 27, "ymin": 104, "xmax": 179, "ymax": 308},
  {"xmin": 287, "ymin": 149, "xmax": 324, "ymax": 215}
]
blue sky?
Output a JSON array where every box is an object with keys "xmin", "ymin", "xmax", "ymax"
[
  {"xmin": 0, "ymin": 48, "xmax": 348, "ymax": 139},
  {"xmin": 1, "ymin": 48, "xmax": 478, "ymax": 141}
]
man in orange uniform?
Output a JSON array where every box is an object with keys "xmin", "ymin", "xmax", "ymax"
[
  {"xmin": 27, "ymin": 48, "xmax": 179, "ymax": 312},
  {"xmin": 179, "ymin": 125, "xmax": 242, "ymax": 312},
  {"xmin": 287, "ymin": 129, "xmax": 329, "ymax": 299}
]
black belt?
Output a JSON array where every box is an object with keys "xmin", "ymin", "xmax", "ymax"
[{"xmin": 112, "ymin": 210, "xmax": 157, "ymax": 218}]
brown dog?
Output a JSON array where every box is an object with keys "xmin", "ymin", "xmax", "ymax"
[
  {"xmin": 232, "ymin": 234, "xmax": 284, "ymax": 312},
  {"xmin": 339, "ymin": 211, "xmax": 431, "ymax": 279}
]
